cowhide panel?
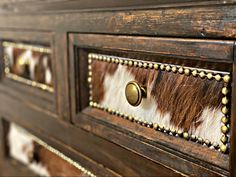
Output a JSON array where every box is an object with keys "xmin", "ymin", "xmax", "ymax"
[
  {"xmin": 88, "ymin": 53, "xmax": 230, "ymax": 152},
  {"xmin": 8, "ymin": 123, "xmax": 94, "ymax": 177},
  {"xmin": 3, "ymin": 42, "xmax": 53, "ymax": 86}
]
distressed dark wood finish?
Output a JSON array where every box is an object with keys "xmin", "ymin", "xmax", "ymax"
[
  {"xmin": 0, "ymin": 31, "xmax": 57, "ymax": 114},
  {"xmin": 71, "ymin": 34, "xmax": 234, "ymax": 62},
  {"xmin": 0, "ymin": 1, "xmax": 235, "ymax": 176},
  {"xmin": 1, "ymin": 0, "xmax": 235, "ymax": 14},
  {"xmin": 230, "ymin": 43, "xmax": 236, "ymax": 176},
  {"xmin": 0, "ymin": 5, "xmax": 235, "ymax": 39},
  {"xmin": 0, "ymin": 94, "xmax": 183, "ymax": 177},
  {"xmin": 69, "ymin": 33, "xmax": 232, "ymax": 176}
]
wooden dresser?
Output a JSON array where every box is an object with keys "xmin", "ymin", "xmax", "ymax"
[{"xmin": 0, "ymin": 1, "xmax": 235, "ymax": 176}]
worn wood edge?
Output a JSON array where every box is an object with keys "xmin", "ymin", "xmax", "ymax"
[
  {"xmin": 0, "ymin": 0, "xmax": 236, "ymax": 14},
  {"xmin": 229, "ymin": 43, "xmax": 236, "ymax": 177},
  {"xmin": 70, "ymin": 34, "xmax": 234, "ymax": 61},
  {"xmin": 0, "ymin": 5, "xmax": 235, "ymax": 39},
  {"xmin": 81, "ymin": 108, "xmax": 229, "ymax": 175}
]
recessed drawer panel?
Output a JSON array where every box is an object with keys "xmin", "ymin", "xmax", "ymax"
[
  {"xmin": 7, "ymin": 123, "xmax": 96, "ymax": 177},
  {"xmin": 0, "ymin": 31, "xmax": 57, "ymax": 113},
  {"xmin": 88, "ymin": 53, "xmax": 230, "ymax": 154},
  {"xmin": 3, "ymin": 41, "xmax": 53, "ymax": 92}
]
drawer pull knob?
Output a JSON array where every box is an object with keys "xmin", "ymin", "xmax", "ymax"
[{"xmin": 125, "ymin": 81, "xmax": 146, "ymax": 106}]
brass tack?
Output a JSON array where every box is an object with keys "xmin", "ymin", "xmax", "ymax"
[
  {"xmin": 133, "ymin": 61, "xmax": 138, "ymax": 66},
  {"xmin": 148, "ymin": 63, "xmax": 153, "ymax": 69},
  {"xmin": 190, "ymin": 134, "xmax": 196, "ymax": 141},
  {"xmin": 153, "ymin": 123, "xmax": 159, "ymax": 130},
  {"xmin": 88, "ymin": 71, "xmax": 92, "ymax": 76},
  {"xmin": 197, "ymin": 137, "xmax": 203, "ymax": 144},
  {"xmin": 160, "ymin": 64, "xmax": 165, "ymax": 70},
  {"xmin": 119, "ymin": 59, "xmax": 124, "ymax": 64},
  {"xmin": 223, "ymin": 75, "xmax": 230, "ymax": 83},
  {"xmin": 159, "ymin": 125, "xmax": 164, "ymax": 131},
  {"xmin": 143, "ymin": 63, "xmax": 148, "ymax": 68},
  {"xmin": 87, "ymin": 77, "xmax": 92, "ymax": 83},
  {"xmin": 221, "ymin": 135, "xmax": 228, "ymax": 144},
  {"xmin": 192, "ymin": 70, "xmax": 198, "ymax": 77},
  {"xmin": 115, "ymin": 111, "xmax": 120, "ymax": 116},
  {"xmin": 98, "ymin": 55, "xmax": 103, "ymax": 60},
  {"xmin": 183, "ymin": 132, "xmax": 189, "ymax": 139},
  {"xmin": 199, "ymin": 71, "xmax": 206, "ymax": 78},
  {"xmin": 88, "ymin": 65, "xmax": 92, "ymax": 70},
  {"xmin": 128, "ymin": 61, "xmax": 133, "ymax": 66},
  {"xmin": 172, "ymin": 66, "xmax": 177, "ymax": 73},
  {"xmin": 221, "ymin": 125, "xmax": 228, "ymax": 133},
  {"xmin": 222, "ymin": 97, "xmax": 228, "ymax": 105},
  {"xmin": 177, "ymin": 130, "xmax": 183, "ymax": 136},
  {"xmin": 138, "ymin": 62, "xmax": 143, "ymax": 67},
  {"xmin": 215, "ymin": 74, "xmax": 221, "ymax": 81},
  {"xmin": 220, "ymin": 144, "xmax": 227, "ymax": 153},
  {"xmin": 204, "ymin": 139, "xmax": 211, "ymax": 146},
  {"xmin": 154, "ymin": 64, "xmax": 159, "ymax": 70},
  {"xmin": 88, "ymin": 58, "xmax": 92, "ymax": 64},
  {"xmin": 170, "ymin": 128, "xmax": 176, "ymax": 134},
  {"xmin": 147, "ymin": 122, "xmax": 153, "ymax": 128},
  {"xmin": 124, "ymin": 60, "xmax": 128, "ymax": 65},
  {"xmin": 88, "ymin": 54, "xmax": 93, "ymax": 58},
  {"xmin": 222, "ymin": 87, "xmax": 228, "ymax": 95},
  {"xmin": 102, "ymin": 56, "xmax": 107, "ymax": 61},
  {"xmin": 178, "ymin": 67, "xmax": 184, "ymax": 74},
  {"xmin": 93, "ymin": 102, "xmax": 97, "ymax": 107},
  {"xmin": 89, "ymin": 102, "xmax": 93, "ymax": 106},
  {"xmin": 108, "ymin": 108, "xmax": 112, "ymax": 113},
  {"xmin": 207, "ymin": 73, "xmax": 213, "ymax": 79},
  {"xmin": 128, "ymin": 116, "xmax": 134, "ymax": 121},
  {"xmin": 184, "ymin": 69, "xmax": 190, "ymax": 75},
  {"xmin": 166, "ymin": 65, "xmax": 171, "ymax": 71},
  {"xmin": 212, "ymin": 142, "xmax": 219, "ymax": 149},
  {"xmin": 221, "ymin": 117, "xmax": 229, "ymax": 124},
  {"xmin": 115, "ymin": 59, "xmax": 119, "ymax": 63},
  {"xmin": 221, "ymin": 106, "xmax": 228, "ymax": 114}
]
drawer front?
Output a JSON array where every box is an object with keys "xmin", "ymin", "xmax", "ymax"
[
  {"xmin": 7, "ymin": 122, "xmax": 95, "ymax": 177},
  {"xmin": 88, "ymin": 53, "xmax": 230, "ymax": 154},
  {"xmin": 3, "ymin": 41, "xmax": 53, "ymax": 92},
  {"xmin": 69, "ymin": 33, "xmax": 233, "ymax": 176},
  {"xmin": 0, "ymin": 31, "xmax": 57, "ymax": 113}
]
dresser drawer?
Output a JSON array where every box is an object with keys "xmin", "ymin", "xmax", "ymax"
[
  {"xmin": 0, "ymin": 31, "xmax": 57, "ymax": 113},
  {"xmin": 69, "ymin": 33, "xmax": 233, "ymax": 176},
  {"xmin": 4, "ymin": 122, "xmax": 97, "ymax": 177}
]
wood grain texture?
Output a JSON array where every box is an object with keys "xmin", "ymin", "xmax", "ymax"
[
  {"xmin": 71, "ymin": 34, "xmax": 234, "ymax": 62},
  {"xmin": 0, "ymin": 93, "xmax": 186, "ymax": 177},
  {"xmin": 230, "ymin": 43, "xmax": 236, "ymax": 177},
  {"xmin": 0, "ymin": 0, "xmax": 235, "ymax": 14},
  {"xmin": 0, "ymin": 31, "xmax": 58, "ymax": 115},
  {"xmin": 0, "ymin": 5, "xmax": 235, "ymax": 38}
]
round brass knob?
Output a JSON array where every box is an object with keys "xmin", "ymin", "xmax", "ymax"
[{"xmin": 125, "ymin": 81, "xmax": 146, "ymax": 107}]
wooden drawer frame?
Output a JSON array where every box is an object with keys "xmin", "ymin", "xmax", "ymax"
[
  {"xmin": 0, "ymin": 31, "xmax": 57, "ymax": 114},
  {"xmin": 69, "ymin": 33, "xmax": 235, "ymax": 176}
]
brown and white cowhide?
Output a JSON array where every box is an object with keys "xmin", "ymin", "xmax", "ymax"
[
  {"xmin": 8, "ymin": 123, "xmax": 89, "ymax": 177},
  {"xmin": 91, "ymin": 60, "xmax": 224, "ymax": 145},
  {"xmin": 4, "ymin": 45, "xmax": 53, "ymax": 86}
]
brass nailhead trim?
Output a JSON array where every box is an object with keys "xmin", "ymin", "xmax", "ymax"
[
  {"xmin": 2, "ymin": 41, "xmax": 51, "ymax": 53},
  {"xmin": 19, "ymin": 128, "xmax": 96, "ymax": 177},
  {"xmin": 3, "ymin": 42, "xmax": 53, "ymax": 92},
  {"xmin": 88, "ymin": 53, "xmax": 231, "ymax": 153}
]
